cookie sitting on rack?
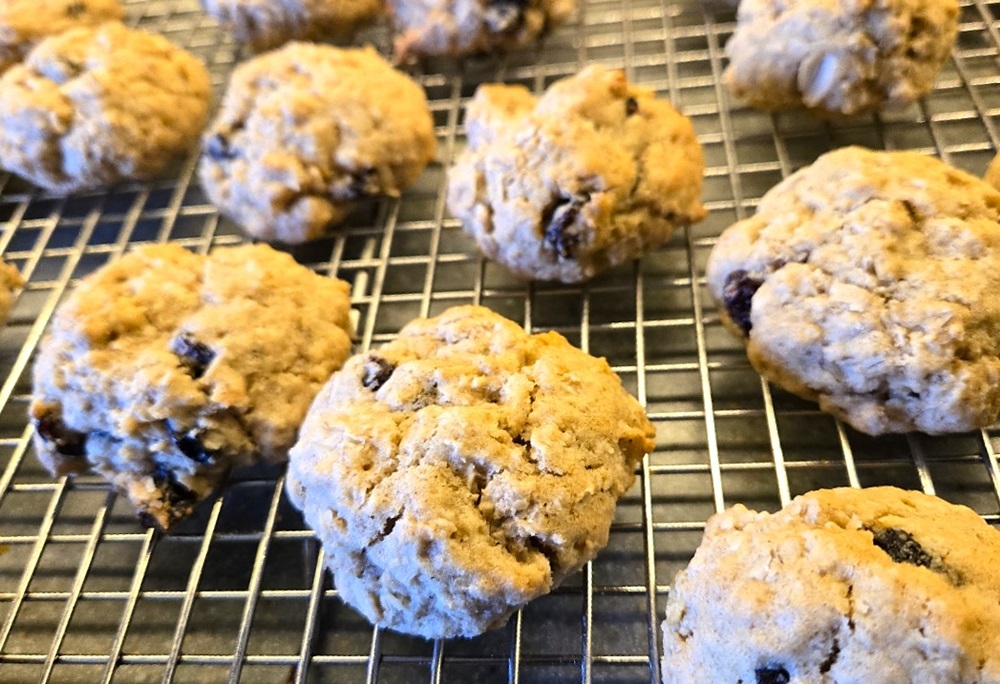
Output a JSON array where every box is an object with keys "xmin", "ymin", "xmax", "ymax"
[
  {"xmin": 390, "ymin": 0, "xmax": 573, "ymax": 61},
  {"xmin": 286, "ymin": 305, "xmax": 656, "ymax": 639},
  {"xmin": 447, "ymin": 65, "xmax": 707, "ymax": 283},
  {"xmin": 0, "ymin": 0, "xmax": 124, "ymax": 74},
  {"xmin": 707, "ymin": 146, "xmax": 1000, "ymax": 436},
  {"xmin": 0, "ymin": 22, "xmax": 211, "ymax": 194},
  {"xmin": 198, "ymin": 43, "xmax": 437, "ymax": 244},
  {"xmin": 724, "ymin": 0, "xmax": 958, "ymax": 116},
  {"xmin": 661, "ymin": 486, "xmax": 1000, "ymax": 682},
  {"xmin": 29, "ymin": 243, "xmax": 354, "ymax": 530},
  {"xmin": 201, "ymin": 0, "xmax": 384, "ymax": 52}
]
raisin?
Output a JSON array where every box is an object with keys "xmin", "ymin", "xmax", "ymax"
[
  {"xmin": 65, "ymin": 2, "xmax": 86, "ymax": 17},
  {"xmin": 722, "ymin": 269, "xmax": 763, "ymax": 336},
  {"xmin": 626, "ymin": 97, "xmax": 639, "ymax": 116},
  {"xmin": 484, "ymin": 0, "xmax": 528, "ymax": 32},
  {"xmin": 171, "ymin": 334, "xmax": 215, "ymax": 379},
  {"xmin": 347, "ymin": 167, "xmax": 380, "ymax": 199},
  {"xmin": 362, "ymin": 356, "xmax": 396, "ymax": 391},
  {"xmin": 173, "ymin": 432, "xmax": 217, "ymax": 465},
  {"xmin": 871, "ymin": 527, "xmax": 935, "ymax": 568},
  {"xmin": 543, "ymin": 193, "xmax": 590, "ymax": 259},
  {"xmin": 152, "ymin": 462, "xmax": 198, "ymax": 507},
  {"xmin": 905, "ymin": 17, "xmax": 930, "ymax": 57},
  {"xmin": 379, "ymin": 515, "xmax": 399, "ymax": 540},
  {"xmin": 204, "ymin": 133, "xmax": 237, "ymax": 161},
  {"xmin": 34, "ymin": 411, "xmax": 87, "ymax": 457},
  {"xmin": 819, "ymin": 639, "xmax": 840, "ymax": 674},
  {"xmin": 755, "ymin": 666, "xmax": 790, "ymax": 684}
]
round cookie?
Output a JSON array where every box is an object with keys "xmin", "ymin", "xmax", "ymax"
[
  {"xmin": 0, "ymin": 22, "xmax": 211, "ymax": 194},
  {"xmin": 706, "ymin": 146, "xmax": 1000, "ymax": 435},
  {"xmin": 201, "ymin": 0, "xmax": 384, "ymax": 52},
  {"xmin": 30, "ymin": 243, "xmax": 354, "ymax": 529},
  {"xmin": 198, "ymin": 44, "xmax": 437, "ymax": 244},
  {"xmin": 390, "ymin": 0, "xmax": 573, "ymax": 61},
  {"xmin": 286, "ymin": 305, "xmax": 656, "ymax": 639},
  {"xmin": 0, "ymin": 259, "xmax": 23, "ymax": 325},
  {"xmin": 0, "ymin": 0, "xmax": 124, "ymax": 74},
  {"xmin": 447, "ymin": 66, "xmax": 707, "ymax": 283},
  {"xmin": 661, "ymin": 487, "xmax": 1000, "ymax": 682},
  {"xmin": 724, "ymin": 0, "xmax": 958, "ymax": 116}
]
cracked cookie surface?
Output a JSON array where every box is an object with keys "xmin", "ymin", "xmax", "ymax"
[
  {"xmin": 30, "ymin": 243, "xmax": 353, "ymax": 529},
  {"xmin": 201, "ymin": 0, "xmax": 384, "ymax": 51},
  {"xmin": 706, "ymin": 146, "xmax": 1000, "ymax": 435},
  {"xmin": 0, "ymin": 22, "xmax": 210, "ymax": 194},
  {"xmin": 390, "ymin": 0, "xmax": 573, "ymax": 60},
  {"xmin": 198, "ymin": 43, "xmax": 437, "ymax": 244},
  {"xmin": 286, "ymin": 305, "xmax": 656, "ymax": 638},
  {"xmin": 447, "ymin": 66, "xmax": 707, "ymax": 283},
  {"xmin": 0, "ymin": 0, "xmax": 124, "ymax": 74},
  {"xmin": 725, "ymin": 0, "xmax": 958, "ymax": 116},
  {"xmin": 661, "ymin": 486, "xmax": 1000, "ymax": 683}
]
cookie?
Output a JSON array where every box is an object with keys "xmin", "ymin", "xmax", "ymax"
[
  {"xmin": 0, "ymin": 259, "xmax": 24, "ymax": 324},
  {"xmin": 724, "ymin": 0, "xmax": 958, "ymax": 116},
  {"xmin": 0, "ymin": 0, "xmax": 124, "ymax": 74},
  {"xmin": 706, "ymin": 146, "xmax": 1000, "ymax": 435},
  {"xmin": 661, "ymin": 486, "xmax": 1000, "ymax": 683},
  {"xmin": 447, "ymin": 66, "xmax": 707, "ymax": 283},
  {"xmin": 30, "ymin": 243, "xmax": 354, "ymax": 529},
  {"xmin": 201, "ymin": 0, "xmax": 384, "ymax": 52},
  {"xmin": 286, "ymin": 305, "xmax": 655, "ymax": 639},
  {"xmin": 390, "ymin": 0, "xmax": 573, "ymax": 61},
  {"xmin": 198, "ymin": 44, "xmax": 437, "ymax": 244},
  {"xmin": 0, "ymin": 22, "xmax": 211, "ymax": 194}
]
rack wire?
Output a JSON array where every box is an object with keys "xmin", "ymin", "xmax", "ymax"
[{"xmin": 2, "ymin": 0, "xmax": 1000, "ymax": 681}]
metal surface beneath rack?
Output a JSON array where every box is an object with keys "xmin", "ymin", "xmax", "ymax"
[{"xmin": 2, "ymin": 0, "xmax": 1000, "ymax": 682}]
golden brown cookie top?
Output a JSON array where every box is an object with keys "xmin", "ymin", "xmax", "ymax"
[
  {"xmin": 31, "ymin": 243, "xmax": 353, "ymax": 529},
  {"xmin": 287, "ymin": 305, "xmax": 655, "ymax": 638}
]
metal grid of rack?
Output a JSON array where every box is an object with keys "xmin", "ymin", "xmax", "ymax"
[{"xmin": 2, "ymin": 0, "xmax": 1000, "ymax": 681}]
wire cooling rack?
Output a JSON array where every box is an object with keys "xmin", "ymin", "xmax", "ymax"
[{"xmin": 3, "ymin": 0, "xmax": 1000, "ymax": 682}]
